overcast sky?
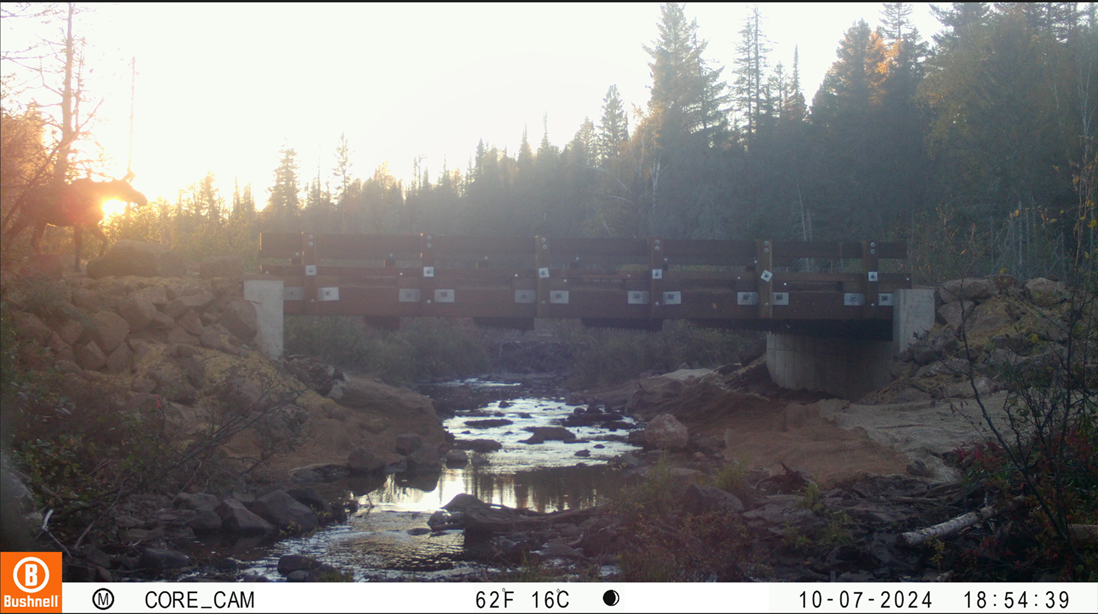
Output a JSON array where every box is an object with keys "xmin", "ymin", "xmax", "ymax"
[{"xmin": 3, "ymin": 3, "xmax": 945, "ymax": 204}]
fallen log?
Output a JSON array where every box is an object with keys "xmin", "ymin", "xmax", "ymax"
[
  {"xmin": 897, "ymin": 496, "xmax": 1025, "ymax": 547},
  {"xmin": 438, "ymin": 493, "xmax": 606, "ymax": 536}
]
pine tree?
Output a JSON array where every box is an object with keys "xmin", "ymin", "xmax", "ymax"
[
  {"xmin": 598, "ymin": 85, "xmax": 629, "ymax": 165},
  {"xmin": 265, "ymin": 145, "xmax": 300, "ymax": 229},
  {"xmin": 733, "ymin": 3, "xmax": 772, "ymax": 138},
  {"xmin": 930, "ymin": 2, "xmax": 990, "ymax": 49}
]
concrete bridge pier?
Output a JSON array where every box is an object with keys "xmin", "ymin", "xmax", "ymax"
[
  {"xmin": 765, "ymin": 288, "xmax": 935, "ymax": 400},
  {"xmin": 245, "ymin": 277, "xmax": 285, "ymax": 360}
]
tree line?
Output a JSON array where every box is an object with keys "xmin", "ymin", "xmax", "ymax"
[{"xmin": 2, "ymin": 3, "xmax": 1096, "ymax": 284}]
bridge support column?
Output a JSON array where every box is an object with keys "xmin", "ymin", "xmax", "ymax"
[
  {"xmin": 245, "ymin": 277, "xmax": 285, "ymax": 360},
  {"xmin": 766, "ymin": 288, "xmax": 934, "ymax": 400}
]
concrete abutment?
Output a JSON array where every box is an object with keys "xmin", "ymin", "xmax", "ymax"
[{"xmin": 765, "ymin": 289, "xmax": 935, "ymax": 400}]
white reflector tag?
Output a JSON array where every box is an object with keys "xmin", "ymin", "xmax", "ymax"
[
  {"xmin": 844, "ymin": 293, "xmax": 865, "ymax": 306},
  {"xmin": 318, "ymin": 287, "xmax": 339, "ymax": 301},
  {"xmin": 628, "ymin": 291, "xmax": 650, "ymax": 305},
  {"xmin": 514, "ymin": 290, "xmax": 536, "ymax": 304},
  {"xmin": 737, "ymin": 292, "xmax": 759, "ymax": 306},
  {"xmin": 399, "ymin": 289, "xmax": 421, "ymax": 303},
  {"xmin": 434, "ymin": 289, "xmax": 455, "ymax": 303},
  {"xmin": 550, "ymin": 290, "xmax": 569, "ymax": 304}
]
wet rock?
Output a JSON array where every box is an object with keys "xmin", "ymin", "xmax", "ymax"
[
  {"xmin": 522, "ymin": 426, "xmax": 576, "ymax": 444},
  {"xmin": 574, "ymin": 449, "xmax": 591, "ymax": 458},
  {"xmin": 407, "ymin": 445, "xmax": 441, "ymax": 472},
  {"xmin": 445, "ymin": 450, "xmax": 469, "ymax": 466},
  {"xmin": 464, "ymin": 418, "xmax": 513, "ymax": 428},
  {"xmin": 140, "ymin": 547, "xmax": 190, "ymax": 571},
  {"xmin": 643, "ymin": 413, "xmax": 689, "ymax": 450},
  {"xmin": 348, "ymin": 445, "xmax": 386, "ymax": 474},
  {"xmin": 249, "ymin": 490, "xmax": 319, "ymax": 533},
  {"xmin": 395, "ymin": 432, "xmax": 423, "ymax": 455},
  {"xmin": 286, "ymin": 487, "xmax": 333, "ymax": 518}
]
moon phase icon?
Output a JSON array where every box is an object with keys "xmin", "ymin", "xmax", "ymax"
[{"xmin": 603, "ymin": 590, "xmax": 620, "ymax": 606}]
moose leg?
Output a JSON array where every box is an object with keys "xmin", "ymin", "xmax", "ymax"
[
  {"xmin": 88, "ymin": 223, "xmax": 110, "ymax": 256},
  {"xmin": 30, "ymin": 222, "xmax": 47, "ymax": 255}
]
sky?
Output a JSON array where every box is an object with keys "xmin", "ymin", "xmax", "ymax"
[{"xmin": 2, "ymin": 3, "xmax": 945, "ymax": 209}]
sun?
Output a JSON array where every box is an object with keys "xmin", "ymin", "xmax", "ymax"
[{"xmin": 100, "ymin": 199, "xmax": 130, "ymax": 219}]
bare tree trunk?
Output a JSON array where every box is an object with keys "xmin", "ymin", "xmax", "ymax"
[{"xmin": 898, "ymin": 496, "xmax": 1025, "ymax": 547}]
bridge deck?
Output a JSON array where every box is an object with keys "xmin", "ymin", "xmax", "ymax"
[{"xmin": 259, "ymin": 233, "xmax": 910, "ymax": 334}]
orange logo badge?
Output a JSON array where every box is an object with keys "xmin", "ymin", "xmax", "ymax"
[{"xmin": 1, "ymin": 552, "xmax": 62, "ymax": 613}]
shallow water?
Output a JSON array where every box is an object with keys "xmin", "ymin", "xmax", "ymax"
[{"xmin": 226, "ymin": 381, "xmax": 640, "ymax": 581}]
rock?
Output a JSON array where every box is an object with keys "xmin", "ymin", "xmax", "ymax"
[
  {"xmin": 217, "ymin": 498, "xmax": 275, "ymax": 534},
  {"xmin": 938, "ymin": 376, "xmax": 995, "ymax": 399},
  {"xmin": 285, "ymin": 487, "xmax": 333, "ymax": 518},
  {"xmin": 888, "ymin": 388, "xmax": 932, "ymax": 404},
  {"xmin": 167, "ymin": 325, "xmax": 200, "ymax": 346},
  {"xmin": 445, "ymin": 450, "xmax": 469, "ymax": 466},
  {"xmin": 681, "ymin": 484, "xmax": 745, "ymax": 516},
  {"xmin": 132, "ymin": 285, "xmax": 168, "ymax": 306},
  {"xmin": 407, "ymin": 445, "xmax": 441, "ymax": 472},
  {"xmin": 139, "ymin": 547, "xmax": 190, "ymax": 571},
  {"xmin": 186, "ymin": 509, "xmax": 224, "ymax": 532},
  {"xmin": 574, "ymin": 449, "xmax": 591, "ymax": 458},
  {"xmin": 248, "ymin": 490, "xmax": 319, "ymax": 533},
  {"xmin": 150, "ymin": 311, "xmax": 176, "ymax": 330},
  {"xmin": 75, "ymin": 341, "xmax": 108, "ymax": 371},
  {"xmin": 1024, "ymin": 278, "xmax": 1067, "ymax": 306},
  {"xmin": 464, "ymin": 418, "xmax": 513, "ymax": 428},
  {"xmin": 177, "ymin": 309, "xmax": 204, "ymax": 336},
  {"xmin": 395, "ymin": 432, "xmax": 423, "ymax": 455},
  {"xmin": 219, "ymin": 299, "xmax": 257, "ymax": 341},
  {"xmin": 915, "ymin": 358, "xmax": 969, "ymax": 378},
  {"xmin": 89, "ymin": 311, "xmax": 130, "ymax": 354},
  {"xmin": 521, "ymin": 426, "xmax": 576, "ymax": 444},
  {"xmin": 277, "ymin": 554, "xmax": 325, "ymax": 575},
  {"xmin": 86, "ymin": 240, "xmax": 186, "ymax": 279},
  {"xmin": 177, "ymin": 354, "xmax": 207, "ymax": 388},
  {"xmin": 163, "ymin": 289, "xmax": 216, "ymax": 319},
  {"xmin": 936, "ymin": 300, "xmax": 975, "ymax": 329},
  {"xmin": 455, "ymin": 439, "xmax": 503, "ymax": 453},
  {"xmin": 428, "ymin": 510, "xmax": 464, "ymax": 530},
  {"xmin": 964, "ymin": 301, "xmax": 1015, "ymax": 335},
  {"xmin": 118, "ymin": 294, "xmax": 158, "ymax": 332},
  {"xmin": 644, "ymin": 413, "xmax": 689, "ymax": 450},
  {"xmin": 54, "ymin": 319, "xmax": 84, "ymax": 346},
  {"xmin": 738, "ymin": 337, "xmax": 767, "ymax": 365},
  {"xmin": 960, "ymin": 278, "xmax": 996, "ymax": 301},
  {"xmin": 13, "ymin": 312, "xmax": 54, "ymax": 345},
  {"xmin": 199, "ymin": 256, "xmax": 244, "ymax": 280},
  {"xmin": 348, "ymin": 446, "xmax": 386, "ymax": 474},
  {"xmin": 105, "ymin": 344, "xmax": 132, "ymax": 374},
  {"xmin": 535, "ymin": 542, "xmax": 583, "ymax": 560},
  {"xmin": 174, "ymin": 492, "xmax": 220, "ymax": 512}
]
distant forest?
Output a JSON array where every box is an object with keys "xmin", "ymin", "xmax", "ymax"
[{"xmin": 2, "ymin": 3, "xmax": 1097, "ymax": 284}]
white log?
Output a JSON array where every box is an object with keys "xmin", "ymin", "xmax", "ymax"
[{"xmin": 898, "ymin": 496, "xmax": 1025, "ymax": 547}]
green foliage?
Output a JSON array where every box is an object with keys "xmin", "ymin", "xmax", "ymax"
[{"xmin": 284, "ymin": 316, "xmax": 489, "ymax": 384}]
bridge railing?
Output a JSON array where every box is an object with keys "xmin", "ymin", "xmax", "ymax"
[{"xmin": 259, "ymin": 233, "xmax": 910, "ymax": 329}]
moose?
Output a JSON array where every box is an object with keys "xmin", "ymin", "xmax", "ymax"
[{"xmin": 3, "ymin": 177, "xmax": 148, "ymax": 272}]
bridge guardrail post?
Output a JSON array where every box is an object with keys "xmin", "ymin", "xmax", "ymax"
[
  {"xmin": 535, "ymin": 236, "xmax": 549, "ymax": 319},
  {"xmin": 756, "ymin": 239, "xmax": 774, "ymax": 319},
  {"xmin": 420, "ymin": 233, "xmax": 436, "ymax": 316},
  {"xmin": 302, "ymin": 232, "xmax": 317, "ymax": 316},
  {"xmin": 862, "ymin": 240, "xmax": 879, "ymax": 319},
  {"xmin": 649, "ymin": 237, "xmax": 665, "ymax": 327}
]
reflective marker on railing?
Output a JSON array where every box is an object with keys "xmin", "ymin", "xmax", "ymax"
[
  {"xmin": 399, "ymin": 289, "xmax": 421, "ymax": 303},
  {"xmin": 844, "ymin": 293, "xmax": 865, "ymax": 306},
  {"xmin": 737, "ymin": 292, "xmax": 759, "ymax": 306},
  {"xmin": 514, "ymin": 290, "xmax": 536, "ymax": 304},
  {"xmin": 663, "ymin": 291, "xmax": 681, "ymax": 305},
  {"xmin": 628, "ymin": 291, "xmax": 651, "ymax": 305}
]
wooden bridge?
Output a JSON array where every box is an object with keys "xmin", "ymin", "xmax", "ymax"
[{"xmin": 258, "ymin": 233, "xmax": 911, "ymax": 337}]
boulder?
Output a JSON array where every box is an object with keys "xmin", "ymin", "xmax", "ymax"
[
  {"xmin": 219, "ymin": 299, "xmax": 258, "ymax": 341},
  {"xmin": 71, "ymin": 287, "xmax": 102, "ymax": 310},
  {"xmin": 118, "ymin": 294, "xmax": 158, "ymax": 332},
  {"xmin": 86, "ymin": 240, "xmax": 186, "ymax": 279},
  {"xmin": 521, "ymin": 426, "xmax": 577, "ymax": 444},
  {"xmin": 13, "ymin": 312, "xmax": 54, "ymax": 345},
  {"xmin": 938, "ymin": 376, "xmax": 995, "ymax": 399},
  {"xmin": 681, "ymin": 484, "xmax": 745, "ymax": 516},
  {"xmin": 395, "ymin": 432, "xmax": 423, "ymax": 455},
  {"xmin": 644, "ymin": 413, "xmax": 689, "ymax": 450},
  {"xmin": 936, "ymin": 300, "xmax": 975, "ymax": 329},
  {"xmin": 199, "ymin": 256, "xmax": 244, "ymax": 280},
  {"xmin": 105, "ymin": 344, "xmax": 132, "ymax": 374},
  {"xmin": 139, "ymin": 547, "xmax": 190, "ymax": 571},
  {"xmin": 960, "ymin": 278, "xmax": 996, "ymax": 301},
  {"xmin": 249, "ymin": 490, "xmax": 319, "ymax": 533},
  {"xmin": 407, "ymin": 445, "xmax": 441, "ymax": 472},
  {"xmin": 445, "ymin": 450, "xmax": 469, "ymax": 466},
  {"xmin": 163, "ymin": 290, "xmax": 216, "ymax": 319},
  {"xmin": 285, "ymin": 487, "xmax": 333, "ymax": 518},
  {"xmin": 177, "ymin": 309, "xmax": 204, "ymax": 336},
  {"xmin": 54, "ymin": 319, "xmax": 84, "ymax": 346},
  {"xmin": 347, "ymin": 445, "xmax": 386, "ymax": 474},
  {"xmin": 1024, "ymin": 278, "xmax": 1067, "ymax": 307},
  {"xmin": 185, "ymin": 509, "xmax": 224, "ymax": 532},
  {"xmin": 75, "ymin": 341, "xmax": 108, "ymax": 371},
  {"xmin": 132, "ymin": 285, "xmax": 169, "ymax": 306},
  {"xmin": 89, "ymin": 311, "xmax": 130, "ymax": 354},
  {"xmin": 174, "ymin": 492, "xmax": 220, "ymax": 512}
]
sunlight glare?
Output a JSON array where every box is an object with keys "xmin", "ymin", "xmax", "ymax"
[{"xmin": 101, "ymin": 199, "xmax": 129, "ymax": 219}]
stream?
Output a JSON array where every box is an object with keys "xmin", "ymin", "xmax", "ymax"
[{"xmin": 196, "ymin": 379, "xmax": 641, "ymax": 581}]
